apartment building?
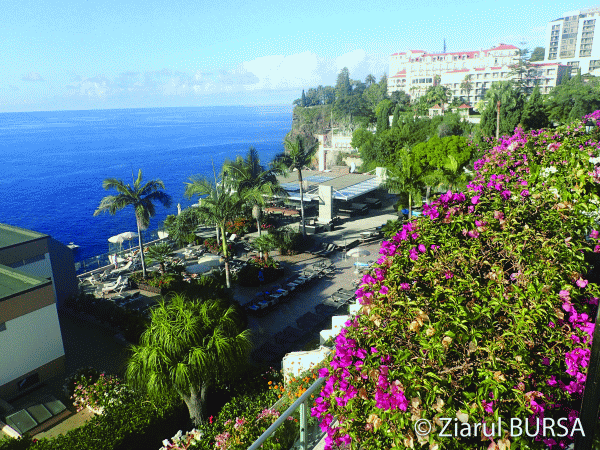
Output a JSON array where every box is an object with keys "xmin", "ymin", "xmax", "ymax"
[
  {"xmin": 544, "ymin": 6, "xmax": 600, "ymax": 74},
  {"xmin": 0, "ymin": 224, "xmax": 77, "ymax": 400}
]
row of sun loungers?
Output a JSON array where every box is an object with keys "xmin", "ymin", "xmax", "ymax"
[
  {"xmin": 308, "ymin": 242, "xmax": 338, "ymax": 257},
  {"xmin": 244, "ymin": 270, "xmax": 322, "ymax": 315}
]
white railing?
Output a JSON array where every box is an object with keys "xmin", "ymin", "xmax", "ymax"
[{"xmin": 247, "ymin": 376, "xmax": 326, "ymax": 450}]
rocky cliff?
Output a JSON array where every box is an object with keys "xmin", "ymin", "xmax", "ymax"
[{"xmin": 285, "ymin": 105, "xmax": 333, "ymax": 143}]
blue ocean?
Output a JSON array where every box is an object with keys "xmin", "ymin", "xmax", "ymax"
[{"xmin": 0, "ymin": 105, "xmax": 294, "ymax": 263}]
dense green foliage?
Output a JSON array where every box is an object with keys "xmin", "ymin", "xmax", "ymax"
[
  {"xmin": 126, "ymin": 295, "xmax": 252, "ymax": 426},
  {"xmin": 312, "ymin": 116, "xmax": 600, "ymax": 449},
  {"xmin": 545, "ymin": 72, "xmax": 600, "ymax": 124}
]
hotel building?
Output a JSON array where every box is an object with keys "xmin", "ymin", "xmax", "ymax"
[
  {"xmin": 388, "ymin": 45, "xmax": 567, "ymax": 106},
  {"xmin": 544, "ymin": 6, "xmax": 600, "ymax": 74},
  {"xmin": 0, "ymin": 224, "xmax": 78, "ymax": 400}
]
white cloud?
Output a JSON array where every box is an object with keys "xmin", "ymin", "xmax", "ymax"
[{"xmin": 21, "ymin": 72, "xmax": 44, "ymax": 82}]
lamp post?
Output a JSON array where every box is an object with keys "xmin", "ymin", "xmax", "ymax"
[{"xmin": 586, "ymin": 119, "xmax": 595, "ymax": 134}]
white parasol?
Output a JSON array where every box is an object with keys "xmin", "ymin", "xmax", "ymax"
[{"xmin": 347, "ymin": 247, "xmax": 371, "ymax": 273}]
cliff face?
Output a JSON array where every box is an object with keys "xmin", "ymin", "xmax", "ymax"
[{"xmin": 285, "ymin": 105, "xmax": 333, "ymax": 143}]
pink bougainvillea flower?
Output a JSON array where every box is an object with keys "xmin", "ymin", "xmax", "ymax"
[
  {"xmin": 445, "ymin": 271, "xmax": 453, "ymax": 279},
  {"xmin": 418, "ymin": 244, "xmax": 426, "ymax": 253},
  {"xmin": 559, "ymin": 290, "xmax": 570, "ymax": 301},
  {"xmin": 520, "ymin": 189, "xmax": 530, "ymax": 197},
  {"xmin": 595, "ymin": 245, "xmax": 600, "ymax": 253},
  {"xmin": 576, "ymin": 278, "xmax": 588, "ymax": 288},
  {"xmin": 590, "ymin": 229, "xmax": 599, "ymax": 239},
  {"xmin": 471, "ymin": 195, "xmax": 480, "ymax": 205},
  {"xmin": 399, "ymin": 283, "xmax": 410, "ymax": 291},
  {"xmin": 542, "ymin": 357, "xmax": 550, "ymax": 366}
]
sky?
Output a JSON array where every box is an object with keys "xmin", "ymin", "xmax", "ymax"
[{"xmin": 2, "ymin": 0, "xmax": 599, "ymax": 112}]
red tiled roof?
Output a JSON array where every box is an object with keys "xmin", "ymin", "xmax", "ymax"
[
  {"xmin": 446, "ymin": 69, "xmax": 470, "ymax": 73},
  {"xmin": 431, "ymin": 104, "xmax": 442, "ymax": 109},
  {"xmin": 426, "ymin": 51, "xmax": 480, "ymax": 58},
  {"xmin": 390, "ymin": 71, "xmax": 407, "ymax": 78},
  {"xmin": 530, "ymin": 62, "xmax": 561, "ymax": 67},
  {"xmin": 489, "ymin": 44, "xmax": 519, "ymax": 51},
  {"xmin": 474, "ymin": 68, "xmax": 485, "ymax": 71},
  {"xmin": 458, "ymin": 104, "xmax": 471, "ymax": 109},
  {"xmin": 411, "ymin": 50, "xmax": 426, "ymax": 53},
  {"xmin": 490, "ymin": 66, "xmax": 502, "ymax": 70}
]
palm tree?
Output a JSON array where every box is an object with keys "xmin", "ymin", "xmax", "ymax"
[
  {"xmin": 365, "ymin": 74, "xmax": 376, "ymax": 86},
  {"xmin": 460, "ymin": 75, "xmax": 473, "ymax": 103},
  {"xmin": 275, "ymin": 137, "xmax": 318, "ymax": 236},
  {"xmin": 126, "ymin": 294, "xmax": 252, "ymax": 426},
  {"xmin": 251, "ymin": 234, "xmax": 278, "ymax": 262},
  {"xmin": 222, "ymin": 147, "xmax": 287, "ymax": 237},
  {"xmin": 384, "ymin": 147, "xmax": 424, "ymax": 220},
  {"xmin": 94, "ymin": 169, "xmax": 172, "ymax": 278},
  {"xmin": 184, "ymin": 176, "xmax": 245, "ymax": 288},
  {"xmin": 145, "ymin": 242, "xmax": 174, "ymax": 274}
]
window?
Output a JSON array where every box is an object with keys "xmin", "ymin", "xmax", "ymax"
[
  {"xmin": 0, "ymin": 323, "xmax": 5, "ymax": 332},
  {"xmin": 18, "ymin": 373, "xmax": 40, "ymax": 392}
]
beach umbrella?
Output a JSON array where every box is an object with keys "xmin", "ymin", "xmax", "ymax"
[
  {"xmin": 186, "ymin": 254, "xmax": 223, "ymax": 274},
  {"xmin": 108, "ymin": 231, "xmax": 139, "ymax": 252},
  {"xmin": 348, "ymin": 247, "xmax": 370, "ymax": 273},
  {"xmin": 108, "ymin": 231, "xmax": 138, "ymax": 244}
]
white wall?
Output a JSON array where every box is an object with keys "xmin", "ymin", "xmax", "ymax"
[{"xmin": 0, "ymin": 304, "xmax": 65, "ymax": 386}]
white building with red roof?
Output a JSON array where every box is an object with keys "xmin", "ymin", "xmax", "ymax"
[{"xmin": 389, "ymin": 43, "xmax": 568, "ymax": 106}]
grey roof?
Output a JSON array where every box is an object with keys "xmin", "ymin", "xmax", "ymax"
[{"xmin": 276, "ymin": 170, "xmax": 382, "ymax": 201}]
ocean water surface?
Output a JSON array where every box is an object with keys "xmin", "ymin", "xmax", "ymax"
[{"xmin": 0, "ymin": 105, "xmax": 294, "ymax": 262}]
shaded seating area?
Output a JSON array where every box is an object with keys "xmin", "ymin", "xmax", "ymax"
[
  {"xmin": 330, "ymin": 288, "xmax": 356, "ymax": 304},
  {"xmin": 308, "ymin": 242, "xmax": 338, "ymax": 257}
]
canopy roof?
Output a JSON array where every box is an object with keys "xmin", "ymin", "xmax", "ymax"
[{"xmin": 277, "ymin": 170, "xmax": 382, "ymax": 202}]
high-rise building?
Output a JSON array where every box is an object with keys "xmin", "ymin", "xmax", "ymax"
[{"xmin": 544, "ymin": 6, "xmax": 600, "ymax": 74}]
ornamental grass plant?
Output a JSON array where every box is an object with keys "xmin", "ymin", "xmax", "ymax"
[{"xmin": 311, "ymin": 115, "xmax": 600, "ymax": 450}]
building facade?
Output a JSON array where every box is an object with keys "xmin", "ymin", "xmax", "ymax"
[
  {"xmin": 544, "ymin": 6, "xmax": 600, "ymax": 74},
  {"xmin": 0, "ymin": 224, "xmax": 77, "ymax": 400},
  {"xmin": 389, "ymin": 44, "xmax": 568, "ymax": 107}
]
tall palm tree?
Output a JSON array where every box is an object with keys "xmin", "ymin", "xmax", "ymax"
[
  {"xmin": 126, "ymin": 294, "xmax": 252, "ymax": 426},
  {"xmin": 275, "ymin": 137, "xmax": 318, "ymax": 236},
  {"xmin": 365, "ymin": 74, "xmax": 376, "ymax": 86},
  {"xmin": 460, "ymin": 75, "xmax": 473, "ymax": 103},
  {"xmin": 222, "ymin": 146, "xmax": 287, "ymax": 237},
  {"xmin": 94, "ymin": 169, "xmax": 172, "ymax": 278},
  {"xmin": 184, "ymin": 176, "xmax": 245, "ymax": 288}
]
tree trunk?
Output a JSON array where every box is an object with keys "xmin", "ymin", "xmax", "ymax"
[
  {"xmin": 180, "ymin": 385, "xmax": 208, "ymax": 426},
  {"xmin": 136, "ymin": 218, "xmax": 147, "ymax": 278},
  {"xmin": 215, "ymin": 224, "xmax": 220, "ymax": 247},
  {"xmin": 298, "ymin": 169, "xmax": 306, "ymax": 236},
  {"xmin": 426, "ymin": 186, "xmax": 430, "ymax": 204},
  {"xmin": 496, "ymin": 101, "xmax": 501, "ymax": 140},
  {"xmin": 221, "ymin": 224, "xmax": 231, "ymax": 289},
  {"xmin": 408, "ymin": 192, "xmax": 412, "ymax": 220}
]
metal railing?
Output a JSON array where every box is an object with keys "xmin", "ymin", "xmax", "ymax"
[{"xmin": 247, "ymin": 376, "xmax": 326, "ymax": 450}]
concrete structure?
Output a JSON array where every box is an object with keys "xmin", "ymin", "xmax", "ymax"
[
  {"xmin": 316, "ymin": 132, "xmax": 358, "ymax": 172},
  {"xmin": 0, "ymin": 224, "xmax": 77, "ymax": 400},
  {"xmin": 388, "ymin": 44, "xmax": 568, "ymax": 105},
  {"xmin": 544, "ymin": 6, "xmax": 600, "ymax": 75}
]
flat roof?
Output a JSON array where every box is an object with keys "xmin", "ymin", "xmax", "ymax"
[
  {"xmin": 276, "ymin": 170, "xmax": 382, "ymax": 201},
  {"xmin": 0, "ymin": 223, "xmax": 47, "ymax": 249},
  {"xmin": 0, "ymin": 265, "xmax": 51, "ymax": 301}
]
